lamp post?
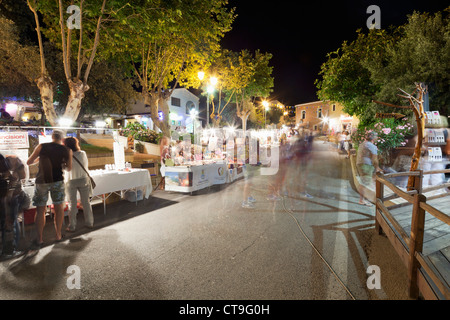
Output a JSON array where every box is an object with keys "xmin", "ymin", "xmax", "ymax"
[
  {"xmin": 189, "ymin": 108, "xmax": 198, "ymax": 137},
  {"xmin": 198, "ymin": 72, "xmax": 217, "ymax": 127},
  {"xmin": 262, "ymin": 100, "xmax": 269, "ymax": 128}
]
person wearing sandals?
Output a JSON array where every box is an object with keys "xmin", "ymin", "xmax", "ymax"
[{"xmin": 63, "ymin": 137, "xmax": 94, "ymax": 231}]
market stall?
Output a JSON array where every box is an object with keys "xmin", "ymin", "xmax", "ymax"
[{"xmin": 23, "ymin": 167, "xmax": 152, "ymax": 214}]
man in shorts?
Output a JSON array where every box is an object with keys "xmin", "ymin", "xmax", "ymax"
[{"xmin": 27, "ymin": 130, "xmax": 72, "ymax": 245}]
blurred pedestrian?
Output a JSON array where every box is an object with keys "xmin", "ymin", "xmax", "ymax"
[
  {"xmin": 343, "ymin": 131, "xmax": 351, "ymax": 158},
  {"xmin": 63, "ymin": 137, "xmax": 94, "ymax": 232},
  {"xmin": 293, "ymin": 131, "xmax": 314, "ymax": 198},
  {"xmin": 356, "ymin": 131, "xmax": 382, "ymax": 206},
  {"xmin": 159, "ymin": 136, "xmax": 171, "ymax": 190},
  {"xmin": 27, "ymin": 130, "xmax": 72, "ymax": 246},
  {"xmin": 0, "ymin": 154, "xmax": 26, "ymax": 257}
]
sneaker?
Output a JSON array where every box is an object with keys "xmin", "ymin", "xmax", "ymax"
[
  {"xmin": 242, "ymin": 201, "xmax": 255, "ymax": 208},
  {"xmin": 300, "ymin": 192, "xmax": 313, "ymax": 198},
  {"xmin": 266, "ymin": 194, "xmax": 282, "ymax": 201},
  {"xmin": 247, "ymin": 196, "xmax": 256, "ymax": 203},
  {"xmin": 1, "ymin": 250, "xmax": 23, "ymax": 260}
]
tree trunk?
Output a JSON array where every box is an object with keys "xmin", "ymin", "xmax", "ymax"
[
  {"xmin": 62, "ymin": 79, "xmax": 90, "ymax": 123},
  {"xmin": 143, "ymin": 92, "xmax": 171, "ymax": 137},
  {"xmin": 212, "ymin": 114, "xmax": 221, "ymax": 127},
  {"xmin": 36, "ymin": 75, "xmax": 57, "ymax": 126}
]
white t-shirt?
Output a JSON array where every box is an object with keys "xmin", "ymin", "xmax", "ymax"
[
  {"xmin": 66, "ymin": 150, "xmax": 89, "ymax": 181},
  {"xmin": 356, "ymin": 141, "xmax": 378, "ymax": 166}
]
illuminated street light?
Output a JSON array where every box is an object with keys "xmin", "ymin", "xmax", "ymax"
[
  {"xmin": 210, "ymin": 76, "xmax": 218, "ymax": 86},
  {"xmin": 190, "ymin": 109, "xmax": 199, "ymax": 136},
  {"xmin": 198, "ymin": 72, "xmax": 218, "ymax": 127}
]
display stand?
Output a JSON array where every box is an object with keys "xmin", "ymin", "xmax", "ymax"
[{"xmin": 164, "ymin": 162, "xmax": 245, "ymax": 193}]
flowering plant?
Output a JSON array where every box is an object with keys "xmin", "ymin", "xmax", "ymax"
[
  {"xmin": 121, "ymin": 122, "xmax": 162, "ymax": 144},
  {"xmin": 352, "ymin": 118, "xmax": 415, "ymax": 164}
]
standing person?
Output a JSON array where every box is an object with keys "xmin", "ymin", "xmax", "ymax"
[
  {"xmin": 356, "ymin": 131, "xmax": 382, "ymax": 206},
  {"xmin": 27, "ymin": 130, "xmax": 72, "ymax": 246},
  {"xmin": 159, "ymin": 136, "xmax": 171, "ymax": 190},
  {"xmin": 343, "ymin": 131, "xmax": 351, "ymax": 158},
  {"xmin": 63, "ymin": 137, "xmax": 94, "ymax": 232},
  {"xmin": 0, "ymin": 154, "xmax": 26, "ymax": 257}
]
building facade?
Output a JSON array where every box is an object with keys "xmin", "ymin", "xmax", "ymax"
[
  {"xmin": 295, "ymin": 101, "xmax": 359, "ymax": 133},
  {"xmin": 127, "ymin": 88, "xmax": 200, "ymax": 132}
]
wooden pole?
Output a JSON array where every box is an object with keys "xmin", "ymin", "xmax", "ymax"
[
  {"xmin": 375, "ymin": 173, "xmax": 384, "ymax": 235},
  {"xmin": 408, "ymin": 192, "xmax": 426, "ymax": 299}
]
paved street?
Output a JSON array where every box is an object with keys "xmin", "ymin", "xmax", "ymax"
[{"xmin": 0, "ymin": 140, "xmax": 411, "ymax": 300}]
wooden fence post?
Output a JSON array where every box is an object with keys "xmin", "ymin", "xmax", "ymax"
[
  {"xmin": 408, "ymin": 193, "xmax": 426, "ymax": 299},
  {"xmin": 375, "ymin": 174, "xmax": 384, "ymax": 235},
  {"xmin": 413, "ymin": 170, "xmax": 423, "ymax": 194}
]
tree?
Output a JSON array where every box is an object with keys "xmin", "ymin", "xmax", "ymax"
[
  {"xmin": 367, "ymin": 9, "xmax": 450, "ymax": 114},
  {"xmin": 119, "ymin": 0, "xmax": 235, "ymax": 136},
  {"xmin": 27, "ymin": 0, "xmax": 117, "ymax": 125},
  {"xmin": 316, "ymin": 8, "xmax": 449, "ymax": 125},
  {"xmin": 206, "ymin": 49, "xmax": 274, "ymax": 130},
  {"xmin": 0, "ymin": 16, "xmax": 41, "ymax": 100},
  {"xmin": 315, "ymin": 28, "xmax": 399, "ymax": 125}
]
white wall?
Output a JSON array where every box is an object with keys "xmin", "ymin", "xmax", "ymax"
[{"xmin": 127, "ymin": 88, "xmax": 199, "ymax": 131}]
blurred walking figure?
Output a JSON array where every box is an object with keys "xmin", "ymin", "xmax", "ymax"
[
  {"xmin": 356, "ymin": 131, "xmax": 382, "ymax": 206},
  {"xmin": 27, "ymin": 130, "xmax": 72, "ymax": 246},
  {"xmin": 0, "ymin": 154, "xmax": 26, "ymax": 257},
  {"xmin": 343, "ymin": 131, "xmax": 351, "ymax": 158},
  {"xmin": 64, "ymin": 137, "xmax": 94, "ymax": 231},
  {"xmin": 293, "ymin": 130, "xmax": 314, "ymax": 198}
]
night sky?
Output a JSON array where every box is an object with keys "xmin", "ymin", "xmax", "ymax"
[{"xmin": 221, "ymin": 0, "xmax": 449, "ymax": 106}]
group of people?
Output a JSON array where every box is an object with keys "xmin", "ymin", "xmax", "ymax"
[
  {"xmin": 0, "ymin": 130, "xmax": 94, "ymax": 257},
  {"xmin": 241, "ymin": 130, "xmax": 316, "ymax": 208}
]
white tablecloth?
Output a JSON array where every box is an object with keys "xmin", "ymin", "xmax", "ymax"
[
  {"xmin": 90, "ymin": 168, "xmax": 152, "ymax": 198},
  {"xmin": 24, "ymin": 168, "xmax": 152, "ymax": 207}
]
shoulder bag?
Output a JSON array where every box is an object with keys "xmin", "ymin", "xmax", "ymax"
[{"xmin": 72, "ymin": 155, "xmax": 97, "ymax": 192}]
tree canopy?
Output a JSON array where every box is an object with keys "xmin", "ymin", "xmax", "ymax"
[{"xmin": 316, "ymin": 8, "xmax": 449, "ymax": 125}]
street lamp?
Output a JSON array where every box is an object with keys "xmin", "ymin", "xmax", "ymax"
[
  {"xmin": 262, "ymin": 100, "xmax": 270, "ymax": 128},
  {"xmin": 198, "ymin": 72, "xmax": 217, "ymax": 127},
  {"xmin": 189, "ymin": 108, "xmax": 198, "ymax": 137}
]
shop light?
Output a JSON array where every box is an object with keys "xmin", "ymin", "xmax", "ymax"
[
  {"xmin": 58, "ymin": 117, "xmax": 73, "ymax": 128},
  {"xmin": 96, "ymin": 120, "xmax": 106, "ymax": 128},
  {"xmin": 5, "ymin": 103, "xmax": 18, "ymax": 113}
]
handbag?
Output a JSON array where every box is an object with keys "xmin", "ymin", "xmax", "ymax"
[{"xmin": 72, "ymin": 155, "xmax": 96, "ymax": 191}]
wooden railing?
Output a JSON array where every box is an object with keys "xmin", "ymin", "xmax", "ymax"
[{"xmin": 375, "ymin": 169, "xmax": 450, "ymax": 300}]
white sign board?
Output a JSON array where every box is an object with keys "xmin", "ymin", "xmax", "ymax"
[
  {"xmin": 113, "ymin": 141, "xmax": 125, "ymax": 170},
  {"xmin": 0, "ymin": 131, "xmax": 29, "ymax": 149}
]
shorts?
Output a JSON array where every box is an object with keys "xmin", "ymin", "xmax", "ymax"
[
  {"xmin": 32, "ymin": 181, "xmax": 66, "ymax": 207},
  {"xmin": 357, "ymin": 164, "xmax": 375, "ymax": 185}
]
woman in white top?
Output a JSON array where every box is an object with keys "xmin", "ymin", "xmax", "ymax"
[{"xmin": 63, "ymin": 137, "xmax": 94, "ymax": 231}]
